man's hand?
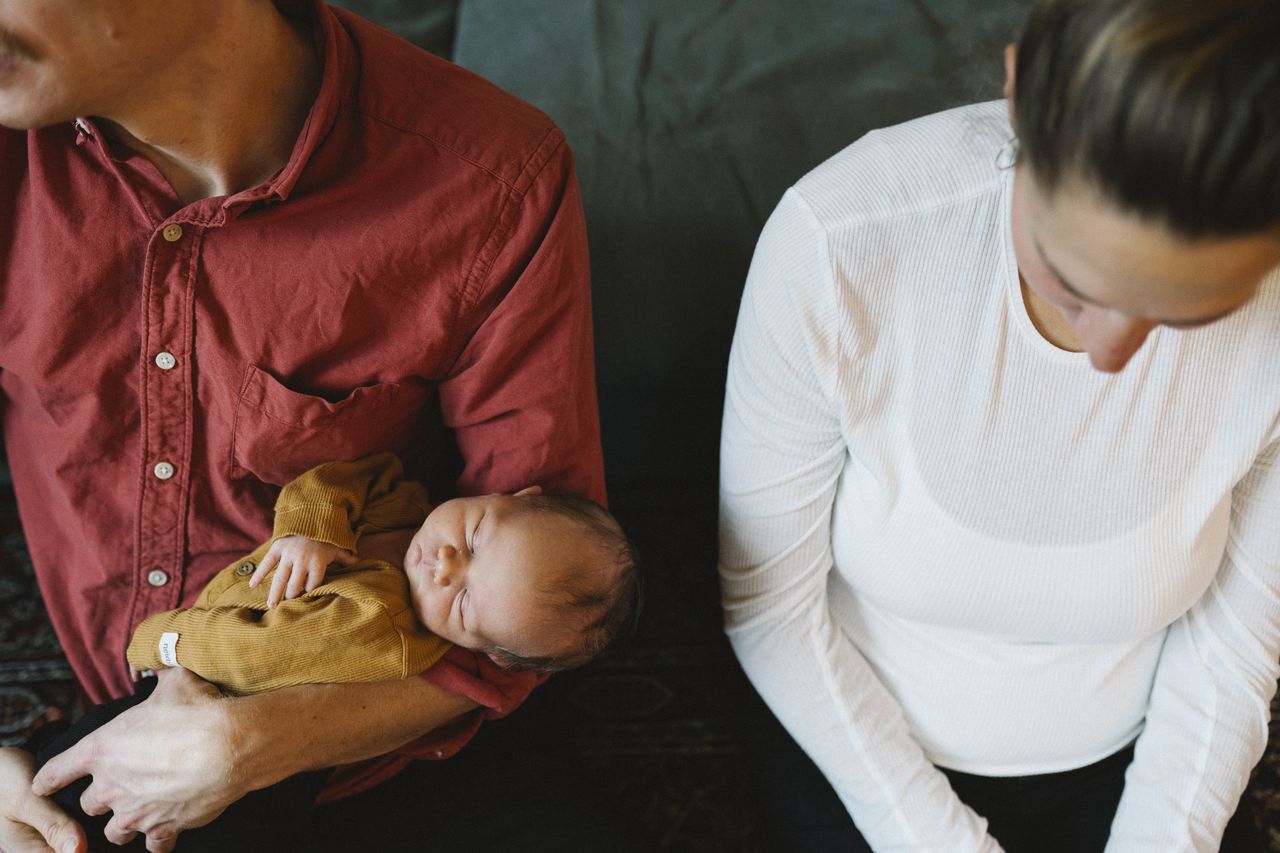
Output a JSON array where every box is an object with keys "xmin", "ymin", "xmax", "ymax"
[
  {"xmin": 30, "ymin": 669, "xmax": 241, "ymax": 853},
  {"xmin": 249, "ymin": 535, "xmax": 357, "ymax": 608},
  {"xmin": 0, "ymin": 747, "xmax": 85, "ymax": 853}
]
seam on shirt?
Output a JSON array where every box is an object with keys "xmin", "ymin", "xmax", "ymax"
[
  {"xmin": 783, "ymin": 189, "xmax": 845, "ymax": 413},
  {"xmin": 350, "ymin": 106, "xmax": 559, "ymax": 193},
  {"xmin": 445, "ymin": 130, "xmax": 568, "ymax": 362},
  {"xmin": 1177, "ymin": 609, "xmax": 1220, "ymax": 848},
  {"xmin": 792, "ymin": 157, "xmax": 1003, "ymax": 237},
  {"xmin": 808, "ymin": 602, "xmax": 924, "ymax": 848},
  {"xmin": 458, "ymin": 128, "xmax": 565, "ymax": 308}
]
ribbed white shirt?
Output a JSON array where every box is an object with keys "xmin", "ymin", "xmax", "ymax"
[{"xmin": 719, "ymin": 100, "xmax": 1280, "ymax": 852}]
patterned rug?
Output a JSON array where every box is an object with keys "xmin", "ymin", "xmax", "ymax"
[
  {"xmin": 0, "ymin": 462, "xmax": 76, "ymax": 750},
  {"xmin": 3, "ymin": 464, "xmax": 1279, "ymax": 852}
]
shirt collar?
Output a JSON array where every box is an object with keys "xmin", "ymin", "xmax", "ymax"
[{"xmin": 247, "ymin": 0, "xmax": 347, "ymax": 207}]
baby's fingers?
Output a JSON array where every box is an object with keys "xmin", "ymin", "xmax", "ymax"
[
  {"xmin": 304, "ymin": 561, "xmax": 336, "ymax": 593},
  {"xmin": 249, "ymin": 551, "xmax": 278, "ymax": 588},
  {"xmin": 267, "ymin": 560, "xmax": 293, "ymax": 608},
  {"xmin": 286, "ymin": 564, "xmax": 315, "ymax": 600}
]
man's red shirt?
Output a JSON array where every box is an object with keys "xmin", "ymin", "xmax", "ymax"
[{"xmin": 0, "ymin": 2, "xmax": 604, "ymax": 799}]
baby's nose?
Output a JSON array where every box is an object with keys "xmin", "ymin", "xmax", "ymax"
[{"xmin": 434, "ymin": 545, "xmax": 461, "ymax": 585}]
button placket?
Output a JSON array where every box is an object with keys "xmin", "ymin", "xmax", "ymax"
[{"xmin": 132, "ymin": 221, "xmax": 199, "ymax": 619}]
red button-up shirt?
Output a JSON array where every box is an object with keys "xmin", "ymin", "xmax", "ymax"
[{"xmin": 0, "ymin": 2, "xmax": 603, "ymax": 800}]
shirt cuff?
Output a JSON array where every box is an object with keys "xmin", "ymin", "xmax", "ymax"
[{"xmin": 315, "ymin": 646, "xmax": 546, "ymax": 804}]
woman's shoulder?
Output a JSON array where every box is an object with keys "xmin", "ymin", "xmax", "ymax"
[{"xmin": 791, "ymin": 100, "xmax": 1010, "ymax": 231}]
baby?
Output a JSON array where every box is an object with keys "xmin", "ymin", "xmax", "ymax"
[
  {"xmin": 125, "ymin": 451, "xmax": 642, "ymax": 690},
  {"xmin": 35, "ymin": 452, "xmax": 640, "ymax": 851}
]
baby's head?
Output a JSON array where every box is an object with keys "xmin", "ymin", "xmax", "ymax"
[{"xmin": 404, "ymin": 487, "xmax": 641, "ymax": 672}]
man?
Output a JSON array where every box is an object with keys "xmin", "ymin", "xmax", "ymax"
[{"xmin": 0, "ymin": 1, "xmax": 605, "ymax": 850}]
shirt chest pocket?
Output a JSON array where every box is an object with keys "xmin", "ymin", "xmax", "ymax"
[{"xmin": 230, "ymin": 364, "xmax": 433, "ymax": 486}]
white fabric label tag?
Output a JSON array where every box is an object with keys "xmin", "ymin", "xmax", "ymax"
[{"xmin": 159, "ymin": 632, "xmax": 179, "ymax": 667}]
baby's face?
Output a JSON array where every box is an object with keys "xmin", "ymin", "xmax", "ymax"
[{"xmin": 403, "ymin": 492, "xmax": 589, "ymax": 663}]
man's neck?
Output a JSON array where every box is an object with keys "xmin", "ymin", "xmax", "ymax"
[{"xmin": 96, "ymin": 4, "xmax": 321, "ymax": 206}]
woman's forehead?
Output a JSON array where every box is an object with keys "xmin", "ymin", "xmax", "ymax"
[{"xmin": 1030, "ymin": 174, "xmax": 1280, "ymax": 319}]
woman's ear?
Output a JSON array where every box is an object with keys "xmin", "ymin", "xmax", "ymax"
[{"xmin": 513, "ymin": 485, "xmax": 543, "ymax": 496}]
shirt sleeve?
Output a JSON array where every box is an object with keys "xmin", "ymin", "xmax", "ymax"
[
  {"xmin": 436, "ymin": 133, "xmax": 605, "ymax": 505},
  {"xmin": 719, "ymin": 189, "xmax": 1002, "ymax": 853},
  {"xmin": 412, "ymin": 133, "xmax": 601, "ymax": 726},
  {"xmin": 126, "ymin": 577, "xmax": 450, "ymax": 693},
  {"xmin": 1105, "ymin": 437, "xmax": 1280, "ymax": 851}
]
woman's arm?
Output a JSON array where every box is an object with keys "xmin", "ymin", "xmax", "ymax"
[
  {"xmin": 1105, "ymin": 438, "xmax": 1280, "ymax": 851},
  {"xmin": 719, "ymin": 189, "xmax": 1001, "ymax": 853}
]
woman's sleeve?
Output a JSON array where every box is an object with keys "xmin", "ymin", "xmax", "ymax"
[
  {"xmin": 719, "ymin": 189, "xmax": 1002, "ymax": 853},
  {"xmin": 1105, "ymin": 437, "xmax": 1280, "ymax": 851}
]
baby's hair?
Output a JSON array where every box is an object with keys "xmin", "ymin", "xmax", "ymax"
[{"xmin": 483, "ymin": 493, "xmax": 643, "ymax": 673}]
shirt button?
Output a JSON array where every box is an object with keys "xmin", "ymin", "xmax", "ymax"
[
  {"xmin": 147, "ymin": 569, "xmax": 169, "ymax": 587},
  {"xmin": 235, "ymin": 561, "xmax": 256, "ymax": 577},
  {"xmin": 153, "ymin": 461, "xmax": 176, "ymax": 480},
  {"xmin": 154, "ymin": 351, "xmax": 177, "ymax": 370},
  {"xmin": 161, "ymin": 224, "xmax": 183, "ymax": 242}
]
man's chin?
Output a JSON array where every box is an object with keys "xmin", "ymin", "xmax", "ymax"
[
  {"xmin": 0, "ymin": 103, "xmax": 68, "ymax": 131},
  {"xmin": 0, "ymin": 82, "xmax": 76, "ymax": 130}
]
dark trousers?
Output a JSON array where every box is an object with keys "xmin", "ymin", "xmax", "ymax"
[
  {"xmin": 747, "ymin": 707, "xmax": 1266, "ymax": 853},
  {"xmin": 32, "ymin": 678, "xmax": 660, "ymax": 853},
  {"xmin": 33, "ymin": 677, "xmax": 329, "ymax": 853}
]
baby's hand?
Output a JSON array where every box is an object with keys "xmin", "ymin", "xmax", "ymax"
[{"xmin": 249, "ymin": 536, "xmax": 358, "ymax": 608}]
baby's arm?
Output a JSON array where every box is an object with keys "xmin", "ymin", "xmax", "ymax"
[
  {"xmin": 249, "ymin": 536, "xmax": 357, "ymax": 608},
  {"xmin": 254, "ymin": 453, "xmax": 426, "ymax": 607}
]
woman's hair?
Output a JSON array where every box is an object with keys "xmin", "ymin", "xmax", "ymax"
[{"xmin": 1012, "ymin": 0, "xmax": 1280, "ymax": 237}]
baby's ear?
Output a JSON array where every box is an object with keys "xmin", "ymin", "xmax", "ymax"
[{"xmin": 513, "ymin": 485, "xmax": 542, "ymax": 497}]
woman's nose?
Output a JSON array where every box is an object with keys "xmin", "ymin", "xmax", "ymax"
[{"xmin": 1075, "ymin": 306, "xmax": 1155, "ymax": 373}]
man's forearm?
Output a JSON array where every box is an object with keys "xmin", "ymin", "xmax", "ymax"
[{"xmin": 225, "ymin": 676, "xmax": 477, "ymax": 793}]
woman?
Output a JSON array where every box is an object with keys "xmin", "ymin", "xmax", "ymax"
[{"xmin": 719, "ymin": 1, "xmax": 1280, "ymax": 850}]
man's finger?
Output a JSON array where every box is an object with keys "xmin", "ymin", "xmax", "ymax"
[
  {"xmin": 29, "ymin": 742, "xmax": 90, "ymax": 797},
  {"xmin": 102, "ymin": 814, "xmax": 139, "ymax": 848},
  {"xmin": 16, "ymin": 789, "xmax": 88, "ymax": 853},
  {"xmin": 78, "ymin": 785, "xmax": 110, "ymax": 817},
  {"xmin": 145, "ymin": 829, "xmax": 179, "ymax": 853}
]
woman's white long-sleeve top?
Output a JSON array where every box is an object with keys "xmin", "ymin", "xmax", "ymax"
[{"xmin": 719, "ymin": 100, "xmax": 1280, "ymax": 852}]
